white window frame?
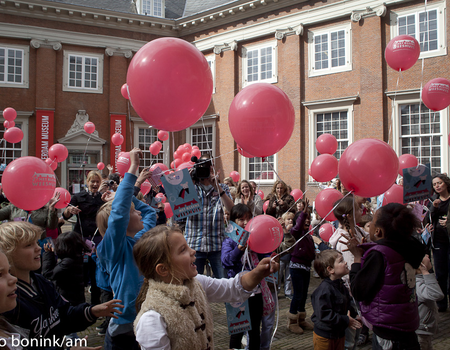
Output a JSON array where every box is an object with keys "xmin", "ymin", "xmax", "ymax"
[
  {"xmin": 308, "ymin": 23, "xmax": 352, "ymax": 77},
  {"xmin": 241, "ymin": 154, "xmax": 278, "ymax": 185},
  {"xmin": 391, "ymin": 93, "xmax": 449, "ymax": 174},
  {"xmin": 206, "ymin": 54, "xmax": 216, "ymax": 94},
  {"xmin": 0, "ymin": 44, "xmax": 29, "ymax": 89},
  {"xmin": 185, "ymin": 115, "xmax": 217, "ymax": 159},
  {"xmin": 242, "ymin": 41, "xmax": 278, "ymax": 87},
  {"xmin": 136, "ymin": 0, "xmax": 165, "ymax": 18},
  {"xmin": 390, "ymin": 2, "xmax": 447, "ymax": 59},
  {"xmin": 63, "ymin": 51, "xmax": 103, "ymax": 94}
]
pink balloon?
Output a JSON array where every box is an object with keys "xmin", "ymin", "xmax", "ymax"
[
  {"xmin": 164, "ymin": 202, "xmax": 173, "ymax": 219},
  {"xmin": 3, "ymin": 107, "xmax": 17, "ymax": 121},
  {"xmin": 156, "ymin": 193, "xmax": 166, "ymax": 203},
  {"xmin": 158, "ymin": 130, "xmax": 169, "ymax": 141},
  {"xmin": 177, "ymin": 161, "xmax": 195, "ymax": 171},
  {"xmin": 310, "ymin": 154, "xmax": 338, "ymax": 183},
  {"xmin": 229, "ymin": 83, "xmax": 295, "ymax": 157},
  {"xmin": 127, "ymin": 37, "xmax": 213, "ymax": 132},
  {"xmin": 319, "ymin": 223, "xmax": 335, "ymax": 243},
  {"xmin": 263, "ymin": 200, "xmax": 269, "ymax": 214},
  {"xmin": 236, "ymin": 145, "xmax": 255, "ymax": 158},
  {"xmin": 398, "ymin": 154, "xmax": 418, "ymax": 176},
  {"xmin": 48, "ymin": 144, "xmax": 68, "ymax": 163},
  {"xmin": 230, "ymin": 171, "xmax": 240, "ymax": 183},
  {"xmin": 316, "ymin": 134, "xmax": 338, "ymax": 155},
  {"xmin": 54, "ymin": 187, "xmax": 71, "ymax": 209},
  {"xmin": 2, "ymin": 157, "xmax": 56, "ymax": 211},
  {"xmin": 111, "ymin": 133, "xmax": 124, "ymax": 146},
  {"xmin": 339, "ymin": 139, "xmax": 399, "ymax": 198},
  {"xmin": 246, "ymin": 215, "xmax": 284, "ymax": 254},
  {"xmin": 182, "ymin": 152, "xmax": 191, "ymax": 163},
  {"xmin": 121, "ymin": 83, "xmax": 129, "ymax": 100},
  {"xmin": 3, "ymin": 120, "xmax": 14, "ymax": 129},
  {"xmin": 183, "ymin": 143, "xmax": 192, "ymax": 153},
  {"xmin": 383, "ymin": 184, "xmax": 405, "ymax": 205},
  {"xmin": 385, "ymin": 35, "xmax": 420, "ymax": 72},
  {"xmin": 140, "ymin": 180, "xmax": 152, "ymax": 196},
  {"xmin": 192, "ymin": 145, "xmax": 199, "ymax": 150},
  {"xmin": 191, "ymin": 149, "xmax": 201, "ymax": 159},
  {"xmin": 97, "ymin": 162, "xmax": 105, "ymax": 170},
  {"xmin": 4, "ymin": 127, "xmax": 23, "ymax": 143},
  {"xmin": 173, "ymin": 151, "xmax": 180, "ymax": 159},
  {"xmin": 290, "ymin": 189, "xmax": 303, "ymax": 202},
  {"xmin": 45, "ymin": 158, "xmax": 57, "ymax": 171},
  {"xmin": 84, "ymin": 122, "xmax": 95, "ymax": 134},
  {"xmin": 117, "ymin": 152, "xmax": 130, "ymax": 176},
  {"xmin": 150, "ymin": 163, "xmax": 169, "ymax": 173},
  {"xmin": 172, "ymin": 158, "xmax": 183, "ymax": 169},
  {"xmin": 150, "ymin": 141, "xmax": 162, "ymax": 156},
  {"xmin": 315, "ymin": 188, "xmax": 344, "ymax": 222},
  {"xmin": 422, "ymin": 78, "xmax": 450, "ymax": 111},
  {"xmin": 257, "ymin": 190, "xmax": 264, "ymax": 200}
]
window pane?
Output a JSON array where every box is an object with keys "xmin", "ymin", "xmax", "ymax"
[
  {"xmin": 138, "ymin": 128, "xmax": 163, "ymax": 172},
  {"xmin": 316, "ymin": 111, "xmax": 348, "ymax": 160},
  {"xmin": 248, "ymin": 156, "xmax": 275, "ymax": 181}
]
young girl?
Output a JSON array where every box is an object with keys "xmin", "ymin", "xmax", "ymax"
[
  {"xmin": 279, "ymin": 211, "xmax": 295, "ymax": 299},
  {"xmin": 133, "ymin": 225, "xmax": 279, "ymax": 350}
]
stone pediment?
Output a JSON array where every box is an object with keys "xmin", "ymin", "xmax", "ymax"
[{"xmin": 57, "ymin": 130, "xmax": 106, "ymax": 145}]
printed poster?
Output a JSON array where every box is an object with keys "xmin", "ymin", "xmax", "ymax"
[
  {"xmin": 402, "ymin": 164, "xmax": 432, "ymax": 203},
  {"xmin": 226, "ymin": 300, "xmax": 252, "ymax": 335},
  {"xmin": 224, "ymin": 221, "xmax": 250, "ymax": 246}
]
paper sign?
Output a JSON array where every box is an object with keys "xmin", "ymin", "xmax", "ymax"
[
  {"xmin": 265, "ymin": 272, "xmax": 278, "ymax": 285},
  {"xmin": 224, "ymin": 221, "xmax": 250, "ymax": 246},
  {"xmin": 226, "ymin": 300, "xmax": 252, "ymax": 335},
  {"xmin": 160, "ymin": 168, "xmax": 202, "ymax": 221},
  {"xmin": 403, "ymin": 164, "xmax": 432, "ymax": 203},
  {"xmin": 149, "ymin": 166, "xmax": 163, "ymax": 188}
]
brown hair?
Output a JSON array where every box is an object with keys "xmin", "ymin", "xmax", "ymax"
[
  {"xmin": 270, "ymin": 180, "xmax": 288, "ymax": 198},
  {"xmin": 333, "ymin": 196, "xmax": 364, "ymax": 236},
  {"xmin": 86, "ymin": 170, "xmax": 102, "ymax": 184},
  {"xmin": 0, "ymin": 222, "xmax": 42, "ymax": 259},
  {"xmin": 314, "ymin": 249, "xmax": 342, "ymax": 279},
  {"xmin": 236, "ymin": 180, "xmax": 255, "ymax": 198}
]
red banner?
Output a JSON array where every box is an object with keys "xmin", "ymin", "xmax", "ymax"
[
  {"xmin": 36, "ymin": 110, "xmax": 54, "ymax": 160},
  {"xmin": 110, "ymin": 114, "xmax": 127, "ymax": 172}
]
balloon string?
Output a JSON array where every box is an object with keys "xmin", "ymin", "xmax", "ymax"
[
  {"xmin": 281, "ymin": 190, "xmax": 309, "ymax": 217},
  {"xmin": 389, "ymin": 72, "xmax": 401, "ymax": 147}
]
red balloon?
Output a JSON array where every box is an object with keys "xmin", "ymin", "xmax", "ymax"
[
  {"xmin": 183, "ymin": 143, "xmax": 192, "ymax": 153},
  {"xmin": 173, "ymin": 151, "xmax": 180, "ymax": 159},
  {"xmin": 140, "ymin": 180, "xmax": 151, "ymax": 196},
  {"xmin": 310, "ymin": 154, "xmax": 338, "ymax": 183},
  {"xmin": 48, "ymin": 144, "xmax": 68, "ymax": 162},
  {"xmin": 383, "ymin": 184, "xmax": 405, "ymax": 205},
  {"xmin": 316, "ymin": 134, "xmax": 338, "ymax": 155},
  {"xmin": 117, "ymin": 152, "xmax": 130, "ymax": 176},
  {"xmin": 158, "ymin": 130, "xmax": 169, "ymax": 141},
  {"xmin": 4, "ymin": 127, "xmax": 23, "ymax": 143},
  {"xmin": 3, "ymin": 120, "xmax": 14, "ymax": 129},
  {"xmin": 177, "ymin": 161, "xmax": 195, "ymax": 171},
  {"xmin": 315, "ymin": 188, "xmax": 344, "ymax": 222},
  {"xmin": 3, "ymin": 107, "xmax": 17, "ymax": 121},
  {"xmin": 111, "ymin": 133, "xmax": 124, "ymax": 146},
  {"xmin": 246, "ymin": 215, "xmax": 284, "ymax": 254},
  {"xmin": 97, "ymin": 162, "xmax": 105, "ymax": 170},
  {"xmin": 164, "ymin": 202, "xmax": 173, "ymax": 219},
  {"xmin": 339, "ymin": 139, "xmax": 399, "ymax": 198},
  {"xmin": 257, "ymin": 190, "xmax": 264, "ymax": 200},
  {"xmin": 229, "ymin": 83, "xmax": 295, "ymax": 157},
  {"xmin": 121, "ymin": 83, "xmax": 129, "ymax": 100},
  {"xmin": 385, "ymin": 35, "xmax": 420, "ymax": 72},
  {"xmin": 398, "ymin": 154, "xmax": 418, "ymax": 176},
  {"xmin": 156, "ymin": 193, "xmax": 166, "ymax": 203},
  {"xmin": 54, "ymin": 187, "xmax": 71, "ymax": 209},
  {"xmin": 319, "ymin": 223, "xmax": 335, "ymax": 243},
  {"xmin": 173, "ymin": 158, "xmax": 183, "ymax": 169},
  {"xmin": 45, "ymin": 158, "xmax": 57, "ymax": 171},
  {"xmin": 84, "ymin": 122, "xmax": 95, "ymax": 134},
  {"xmin": 263, "ymin": 200, "xmax": 269, "ymax": 214},
  {"xmin": 230, "ymin": 171, "xmax": 240, "ymax": 183},
  {"xmin": 290, "ymin": 189, "xmax": 303, "ymax": 202},
  {"xmin": 191, "ymin": 149, "xmax": 201, "ymax": 159},
  {"xmin": 182, "ymin": 152, "xmax": 191, "ymax": 162},
  {"xmin": 422, "ymin": 78, "xmax": 450, "ymax": 111},
  {"xmin": 127, "ymin": 37, "xmax": 213, "ymax": 132},
  {"xmin": 2, "ymin": 157, "xmax": 56, "ymax": 211},
  {"xmin": 150, "ymin": 141, "xmax": 162, "ymax": 156},
  {"xmin": 150, "ymin": 163, "xmax": 169, "ymax": 173}
]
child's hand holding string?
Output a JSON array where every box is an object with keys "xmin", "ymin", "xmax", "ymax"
[
  {"xmin": 340, "ymin": 230, "xmax": 364, "ymax": 263},
  {"xmin": 240, "ymin": 256, "xmax": 280, "ymax": 291},
  {"xmin": 91, "ymin": 299, "xmax": 124, "ymax": 319}
]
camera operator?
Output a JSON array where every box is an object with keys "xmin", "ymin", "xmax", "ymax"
[{"xmin": 185, "ymin": 154, "xmax": 234, "ymax": 279}]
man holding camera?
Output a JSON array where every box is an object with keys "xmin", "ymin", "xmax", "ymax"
[{"xmin": 185, "ymin": 155, "xmax": 234, "ymax": 279}]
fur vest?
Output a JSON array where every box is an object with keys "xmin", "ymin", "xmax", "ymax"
[{"xmin": 134, "ymin": 278, "xmax": 214, "ymax": 350}]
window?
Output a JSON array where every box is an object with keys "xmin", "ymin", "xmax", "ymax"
[
  {"xmin": 138, "ymin": 127, "xmax": 164, "ymax": 172},
  {"xmin": 316, "ymin": 111, "xmax": 349, "ymax": 159},
  {"xmin": 0, "ymin": 123, "xmax": 23, "ymax": 181},
  {"xmin": 139, "ymin": 0, "xmax": 164, "ymax": 17},
  {"xmin": 308, "ymin": 24, "xmax": 352, "ymax": 77},
  {"xmin": 0, "ymin": 45, "xmax": 29, "ymax": 88},
  {"xmin": 392, "ymin": 2, "xmax": 446, "ymax": 58},
  {"xmin": 206, "ymin": 55, "xmax": 216, "ymax": 94},
  {"xmin": 248, "ymin": 156, "xmax": 276, "ymax": 181},
  {"xmin": 186, "ymin": 117, "xmax": 217, "ymax": 158},
  {"xmin": 242, "ymin": 41, "xmax": 277, "ymax": 86},
  {"xmin": 63, "ymin": 51, "xmax": 103, "ymax": 94}
]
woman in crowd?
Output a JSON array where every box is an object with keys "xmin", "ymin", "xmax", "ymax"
[
  {"xmin": 234, "ymin": 180, "xmax": 263, "ymax": 216},
  {"xmin": 266, "ymin": 180, "xmax": 295, "ymax": 219}
]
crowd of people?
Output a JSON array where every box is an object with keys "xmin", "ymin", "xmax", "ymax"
[{"xmin": 0, "ymin": 148, "xmax": 447, "ymax": 350}]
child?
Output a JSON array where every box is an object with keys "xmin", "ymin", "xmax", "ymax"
[
  {"xmin": 416, "ymin": 254, "xmax": 444, "ymax": 350},
  {"xmin": 133, "ymin": 225, "xmax": 279, "ymax": 350},
  {"xmin": 96, "ymin": 148, "xmax": 157, "ymax": 349},
  {"xmin": 348, "ymin": 203, "xmax": 426, "ymax": 350},
  {"xmin": 0, "ymin": 221, "xmax": 122, "ymax": 350},
  {"xmin": 279, "ymin": 211, "xmax": 295, "ymax": 299},
  {"xmin": 311, "ymin": 249, "xmax": 361, "ymax": 350}
]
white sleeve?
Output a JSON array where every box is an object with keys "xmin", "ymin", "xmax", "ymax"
[
  {"xmin": 135, "ymin": 310, "xmax": 171, "ymax": 350},
  {"xmin": 196, "ymin": 272, "xmax": 255, "ymax": 303}
]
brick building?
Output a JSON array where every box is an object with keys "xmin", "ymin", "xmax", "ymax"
[{"xmin": 0, "ymin": 0, "xmax": 448, "ymax": 198}]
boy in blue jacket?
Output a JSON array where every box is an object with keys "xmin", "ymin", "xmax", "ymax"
[{"xmin": 96, "ymin": 148, "xmax": 157, "ymax": 350}]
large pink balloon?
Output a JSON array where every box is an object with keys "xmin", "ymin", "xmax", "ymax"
[
  {"xmin": 117, "ymin": 152, "xmax": 130, "ymax": 176},
  {"xmin": 316, "ymin": 134, "xmax": 338, "ymax": 155},
  {"xmin": 3, "ymin": 107, "xmax": 17, "ymax": 121},
  {"xmin": 230, "ymin": 171, "xmax": 240, "ymax": 183},
  {"xmin": 290, "ymin": 189, "xmax": 303, "ymax": 202},
  {"xmin": 54, "ymin": 187, "xmax": 71, "ymax": 209},
  {"xmin": 181, "ymin": 152, "xmax": 191, "ymax": 162},
  {"xmin": 84, "ymin": 122, "xmax": 95, "ymax": 134},
  {"xmin": 319, "ymin": 223, "xmax": 335, "ymax": 242},
  {"xmin": 191, "ymin": 149, "xmax": 201, "ymax": 159},
  {"xmin": 246, "ymin": 215, "xmax": 284, "ymax": 254},
  {"xmin": 339, "ymin": 139, "xmax": 399, "ymax": 198},
  {"xmin": 263, "ymin": 200, "xmax": 269, "ymax": 214},
  {"xmin": 45, "ymin": 158, "xmax": 57, "ymax": 171},
  {"xmin": 257, "ymin": 190, "xmax": 264, "ymax": 200},
  {"xmin": 422, "ymin": 78, "xmax": 450, "ymax": 111},
  {"xmin": 385, "ymin": 35, "xmax": 420, "ymax": 71},
  {"xmin": 158, "ymin": 130, "xmax": 169, "ymax": 141},
  {"xmin": 315, "ymin": 188, "xmax": 343, "ymax": 222},
  {"xmin": 383, "ymin": 184, "xmax": 405, "ymax": 205},
  {"xmin": 229, "ymin": 83, "xmax": 295, "ymax": 157},
  {"xmin": 310, "ymin": 154, "xmax": 338, "ymax": 183},
  {"xmin": 237, "ymin": 145, "xmax": 255, "ymax": 158},
  {"xmin": 48, "ymin": 144, "xmax": 68, "ymax": 163},
  {"xmin": 2, "ymin": 157, "xmax": 56, "ymax": 211},
  {"xmin": 398, "ymin": 154, "xmax": 418, "ymax": 176},
  {"xmin": 150, "ymin": 163, "xmax": 169, "ymax": 173},
  {"xmin": 140, "ymin": 180, "xmax": 151, "ymax": 196},
  {"xmin": 4, "ymin": 127, "xmax": 23, "ymax": 144},
  {"xmin": 111, "ymin": 133, "xmax": 124, "ymax": 146},
  {"xmin": 121, "ymin": 83, "xmax": 129, "ymax": 100},
  {"xmin": 127, "ymin": 38, "xmax": 213, "ymax": 132},
  {"xmin": 150, "ymin": 141, "xmax": 162, "ymax": 156}
]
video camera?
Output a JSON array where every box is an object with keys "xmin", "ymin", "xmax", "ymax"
[{"xmin": 190, "ymin": 156, "xmax": 212, "ymax": 182}]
